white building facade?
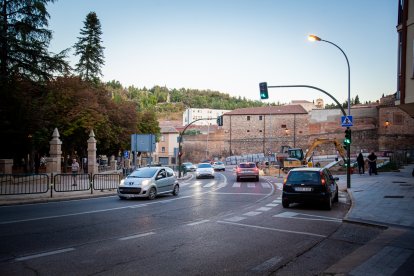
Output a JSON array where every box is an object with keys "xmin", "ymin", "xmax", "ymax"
[{"xmin": 183, "ymin": 108, "xmax": 230, "ymax": 126}]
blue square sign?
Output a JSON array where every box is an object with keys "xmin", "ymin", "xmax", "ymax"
[{"xmin": 341, "ymin": 116, "xmax": 353, "ymax": 127}]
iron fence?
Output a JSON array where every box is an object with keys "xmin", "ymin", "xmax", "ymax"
[
  {"xmin": 0, "ymin": 174, "xmax": 49, "ymax": 195},
  {"xmin": 0, "ymin": 172, "xmax": 121, "ymax": 197}
]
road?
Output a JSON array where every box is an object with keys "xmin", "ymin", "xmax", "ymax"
[{"xmin": 0, "ymin": 169, "xmax": 379, "ymax": 275}]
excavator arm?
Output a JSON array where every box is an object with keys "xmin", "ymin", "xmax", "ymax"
[{"xmin": 304, "ymin": 138, "xmax": 347, "ymax": 163}]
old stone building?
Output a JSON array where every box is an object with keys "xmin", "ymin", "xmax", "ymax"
[{"xmin": 222, "ymin": 105, "xmax": 309, "ymax": 156}]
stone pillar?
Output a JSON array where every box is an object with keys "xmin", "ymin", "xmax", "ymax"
[
  {"xmin": 110, "ymin": 155, "xmax": 117, "ymax": 170},
  {"xmin": 48, "ymin": 128, "xmax": 62, "ymax": 174},
  {"xmin": 0, "ymin": 159, "xmax": 13, "ymax": 174},
  {"xmin": 88, "ymin": 130, "xmax": 98, "ymax": 175}
]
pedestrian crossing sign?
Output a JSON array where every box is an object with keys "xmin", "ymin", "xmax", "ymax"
[{"xmin": 341, "ymin": 116, "xmax": 353, "ymax": 127}]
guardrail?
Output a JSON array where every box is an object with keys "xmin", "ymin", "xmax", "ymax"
[{"xmin": 0, "ymin": 172, "xmax": 120, "ymax": 197}]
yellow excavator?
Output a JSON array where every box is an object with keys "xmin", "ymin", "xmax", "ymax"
[{"xmin": 283, "ymin": 138, "xmax": 347, "ymax": 171}]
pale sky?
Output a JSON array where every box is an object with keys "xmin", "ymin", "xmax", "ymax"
[{"xmin": 47, "ymin": 0, "xmax": 397, "ymax": 105}]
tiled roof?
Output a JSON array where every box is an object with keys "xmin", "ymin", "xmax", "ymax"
[
  {"xmin": 160, "ymin": 126, "xmax": 179, "ymax": 133},
  {"xmin": 224, "ymin": 105, "xmax": 308, "ymax": 116}
]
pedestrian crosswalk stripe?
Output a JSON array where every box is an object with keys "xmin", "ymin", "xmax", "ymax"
[
  {"xmin": 256, "ymin": 207, "xmax": 271, "ymax": 212},
  {"xmin": 203, "ymin": 182, "xmax": 216, "ymax": 188},
  {"xmin": 224, "ymin": 216, "xmax": 245, "ymax": 222},
  {"xmin": 243, "ymin": 211, "xmax": 262, "ymax": 216},
  {"xmin": 247, "ymin": 183, "xmax": 255, "ymax": 188},
  {"xmin": 232, "ymin": 182, "xmax": 241, "ymax": 188}
]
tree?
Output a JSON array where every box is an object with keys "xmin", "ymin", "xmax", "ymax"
[
  {"xmin": 354, "ymin": 95, "xmax": 360, "ymax": 105},
  {"xmin": 0, "ymin": 0, "xmax": 70, "ymax": 83},
  {"xmin": 73, "ymin": 12, "xmax": 105, "ymax": 82}
]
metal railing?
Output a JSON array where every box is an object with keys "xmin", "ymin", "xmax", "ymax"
[
  {"xmin": 0, "ymin": 172, "xmax": 121, "ymax": 197},
  {"xmin": 0, "ymin": 174, "xmax": 49, "ymax": 195}
]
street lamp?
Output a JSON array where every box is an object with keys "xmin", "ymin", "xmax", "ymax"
[
  {"xmin": 308, "ymin": 34, "xmax": 350, "ymax": 116},
  {"xmin": 308, "ymin": 34, "xmax": 351, "ymax": 189}
]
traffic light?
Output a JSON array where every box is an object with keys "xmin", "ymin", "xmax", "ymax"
[
  {"xmin": 217, "ymin": 115, "xmax": 223, "ymax": 126},
  {"xmin": 259, "ymin": 82, "xmax": 268, "ymax": 99},
  {"xmin": 344, "ymin": 128, "xmax": 351, "ymax": 148}
]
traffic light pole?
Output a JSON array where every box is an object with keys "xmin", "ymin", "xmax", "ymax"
[
  {"xmin": 264, "ymin": 84, "xmax": 351, "ymax": 189},
  {"xmin": 178, "ymin": 117, "xmax": 215, "ymax": 178}
]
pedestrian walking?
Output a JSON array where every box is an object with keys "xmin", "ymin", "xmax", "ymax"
[
  {"xmin": 357, "ymin": 152, "xmax": 365, "ymax": 174},
  {"xmin": 367, "ymin": 151, "xmax": 378, "ymax": 175},
  {"xmin": 71, "ymin": 158, "xmax": 80, "ymax": 185}
]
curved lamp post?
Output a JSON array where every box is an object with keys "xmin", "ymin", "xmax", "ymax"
[{"xmin": 308, "ymin": 34, "xmax": 351, "ymax": 188}]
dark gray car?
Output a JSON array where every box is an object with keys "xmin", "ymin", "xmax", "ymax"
[{"xmin": 282, "ymin": 167, "xmax": 339, "ymax": 210}]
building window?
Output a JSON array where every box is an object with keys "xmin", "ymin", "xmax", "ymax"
[
  {"xmin": 281, "ymin": 124, "xmax": 287, "ymax": 128},
  {"xmin": 161, "ymin": 147, "xmax": 165, "ymax": 153},
  {"xmin": 259, "ymin": 115, "xmax": 263, "ymax": 120},
  {"xmin": 247, "ymin": 116, "xmax": 250, "ymax": 121},
  {"xmin": 394, "ymin": 113, "xmax": 404, "ymax": 125},
  {"xmin": 259, "ymin": 130, "xmax": 263, "ymax": 132},
  {"xmin": 161, "ymin": 136, "xmax": 165, "ymax": 142},
  {"xmin": 247, "ymin": 130, "xmax": 250, "ymax": 132}
]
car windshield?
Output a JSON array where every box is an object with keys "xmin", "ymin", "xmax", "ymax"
[
  {"xmin": 183, "ymin": 162, "xmax": 192, "ymax": 166},
  {"xmin": 128, "ymin": 168, "xmax": 158, "ymax": 178},
  {"xmin": 198, "ymin": 163, "xmax": 212, "ymax": 168},
  {"xmin": 287, "ymin": 171, "xmax": 321, "ymax": 185},
  {"xmin": 239, "ymin": 163, "xmax": 255, "ymax": 168},
  {"xmin": 215, "ymin": 162, "xmax": 224, "ymax": 165}
]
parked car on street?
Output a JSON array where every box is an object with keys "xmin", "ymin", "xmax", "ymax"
[
  {"xmin": 118, "ymin": 167, "xmax": 179, "ymax": 200},
  {"xmin": 282, "ymin": 167, "xmax": 339, "ymax": 210},
  {"xmin": 236, "ymin": 162, "xmax": 259, "ymax": 182},
  {"xmin": 213, "ymin": 161, "xmax": 226, "ymax": 171},
  {"xmin": 182, "ymin": 162, "xmax": 197, "ymax": 172},
  {"xmin": 196, "ymin": 163, "xmax": 215, "ymax": 179}
]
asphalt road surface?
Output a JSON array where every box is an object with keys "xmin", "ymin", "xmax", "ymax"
[{"xmin": 0, "ymin": 170, "xmax": 377, "ymax": 275}]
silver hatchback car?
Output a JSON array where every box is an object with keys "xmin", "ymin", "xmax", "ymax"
[{"xmin": 118, "ymin": 167, "xmax": 179, "ymax": 200}]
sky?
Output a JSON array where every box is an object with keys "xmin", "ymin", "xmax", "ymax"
[{"xmin": 47, "ymin": 0, "xmax": 397, "ymax": 105}]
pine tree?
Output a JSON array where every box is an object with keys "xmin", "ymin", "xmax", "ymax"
[
  {"xmin": 0, "ymin": 0, "xmax": 69, "ymax": 83},
  {"xmin": 74, "ymin": 12, "xmax": 105, "ymax": 82}
]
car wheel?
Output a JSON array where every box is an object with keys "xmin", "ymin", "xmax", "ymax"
[
  {"xmin": 282, "ymin": 200, "xmax": 289, "ymax": 208},
  {"xmin": 325, "ymin": 197, "xmax": 332, "ymax": 210},
  {"xmin": 334, "ymin": 188, "xmax": 339, "ymax": 203},
  {"xmin": 172, "ymin": 184, "xmax": 179, "ymax": 196},
  {"xmin": 119, "ymin": 196, "xmax": 126, "ymax": 200},
  {"xmin": 256, "ymin": 176, "xmax": 259, "ymax": 182},
  {"xmin": 148, "ymin": 187, "xmax": 157, "ymax": 200},
  {"xmin": 236, "ymin": 176, "xmax": 240, "ymax": 182}
]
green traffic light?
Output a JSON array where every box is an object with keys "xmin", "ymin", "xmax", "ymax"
[{"xmin": 259, "ymin": 82, "xmax": 268, "ymax": 99}]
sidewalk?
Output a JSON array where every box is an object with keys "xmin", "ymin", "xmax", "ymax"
[{"xmin": 325, "ymin": 163, "xmax": 414, "ymax": 275}]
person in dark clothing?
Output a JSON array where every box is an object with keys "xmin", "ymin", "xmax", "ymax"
[
  {"xmin": 367, "ymin": 151, "xmax": 378, "ymax": 175},
  {"xmin": 357, "ymin": 152, "xmax": 365, "ymax": 174}
]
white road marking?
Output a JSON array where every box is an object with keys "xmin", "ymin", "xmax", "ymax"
[
  {"xmin": 272, "ymin": 199, "xmax": 282, "ymax": 203},
  {"xmin": 256, "ymin": 207, "xmax": 272, "ymax": 212},
  {"xmin": 261, "ymin": 183, "xmax": 271, "ymax": 189},
  {"xmin": 266, "ymin": 204, "xmax": 279, "ymax": 207},
  {"xmin": 119, "ymin": 232, "xmax": 155, "ymax": 241},
  {"xmin": 243, "ymin": 211, "xmax": 262, "ymax": 216},
  {"xmin": 16, "ymin": 248, "xmax": 75, "ymax": 261},
  {"xmin": 217, "ymin": 221, "xmax": 327, "ymax": 238},
  {"xmin": 274, "ymin": 212, "xmax": 342, "ymax": 222},
  {"xmin": 224, "ymin": 216, "xmax": 246, "ymax": 222},
  {"xmin": 187, "ymin": 219, "xmax": 210, "ymax": 226},
  {"xmin": 252, "ymin": 256, "xmax": 283, "ymax": 272},
  {"xmin": 203, "ymin": 182, "xmax": 216, "ymax": 188},
  {"xmin": 247, "ymin": 183, "xmax": 255, "ymax": 188},
  {"xmin": 232, "ymin": 182, "xmax": 241, "ymax": 188}
]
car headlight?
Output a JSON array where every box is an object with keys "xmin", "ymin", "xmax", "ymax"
[
  {"xmin": 141, "ymin": 179, "xmax": 150, "ymax": 187},
  {"xmin": 119, "ymin": 179, "xmax": 125, "ymax": 186}
]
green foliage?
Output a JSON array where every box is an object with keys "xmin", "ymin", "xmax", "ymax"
[
  {"xmin": 0, "ymin": 0, "xmax": 70, "ymax": 83},
  {"xmin": 73, "ymin": 12, "xmax": 105, "ymax": 82}
]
